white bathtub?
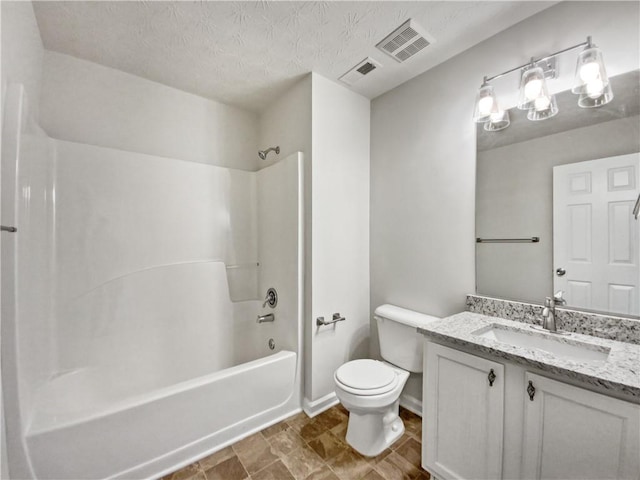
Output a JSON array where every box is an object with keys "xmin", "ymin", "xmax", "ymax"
[
  {"xmin": 25, "ymin": 350, "xmax": 298, "ymax": 479},
  {"xmin": 17, "ymin": 150, "xmax": 305, "ymax": 479}
]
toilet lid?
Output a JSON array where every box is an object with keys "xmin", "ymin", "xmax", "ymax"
[{"xmin": 335, "ymin": 360, "xmax": 396, "ymax": 391}]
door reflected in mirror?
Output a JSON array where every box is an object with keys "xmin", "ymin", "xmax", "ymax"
[{"xmin": 553, "ymin": 154, "xmax": 639, "ymax": 316}]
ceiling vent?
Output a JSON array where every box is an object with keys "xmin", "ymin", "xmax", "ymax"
[
  {"xmin": 339, "ymin": 57, "xmax": 382, "ymax": 86},
  {"xmin": 376, "ymin": 19, "xmax": 434, "ymax": 63}
]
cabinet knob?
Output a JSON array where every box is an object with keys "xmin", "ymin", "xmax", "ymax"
[
  {"xmin": 527, "ymin": 380, "xmax": 536, "ymax": 401},
  {"xmin": 488, "ymin": 369, "xmax": 496, "ymax": 387}
]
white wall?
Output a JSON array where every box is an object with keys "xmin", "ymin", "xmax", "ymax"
[
  {"xmin": 1, "ymin": 1, "xmax": 44, "ymax": 118},
  {"xmin": 52, "ymin": 140, "xmax": 261, "ymax": 376},
  {"xmin": 370, "ymin": 1, "xmax": 640, "ymax": 402},
  {"xmin": 258, "ymin": 74, "xmax": 370, "ymax": 413},
  {"xmin": 258, "ymin": 76, "xmax": 312, "ymax": 170},
  {"xmin": 258, "ymin": 76, "xmax": 313, "ymax": 407},
  {"xmin": 308, "ymin": 74, "xmax": 370, "ymax": 408},
  {"xmin": 256, "ymin": 153, "xmax": 304, "ymax": 408},
  {"xmin": 0, "ymin": 3, "xmax": 45, "ymax": 478},
  {"xmin": 40, "ymin": 52, "xmax": 259, "ymax": 171}
]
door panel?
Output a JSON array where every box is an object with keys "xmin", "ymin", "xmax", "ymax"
[
  {"xmin": 522, "ymin": 373, "xmax": 640, "ymax": 480},
  {"xmin": 554, "ymin": 153, "xmax": 640, "ymax": 315},
  {"xmin": 424, "ymin": 343, "xmax": 504, "ymax": 480}
]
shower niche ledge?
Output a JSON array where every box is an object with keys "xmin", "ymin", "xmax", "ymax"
[{"xmin": 225, "ymin": 261, "xmax": 260, "ymax": 302}]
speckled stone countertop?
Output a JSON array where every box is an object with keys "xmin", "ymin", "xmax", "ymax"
[
  {"xmin": 419, "ymin": 312, "xmax": 640, "ymax": 402},
  {"xmin": 466, "ymin": 294, "xmax": 640, "ymax": 344}
]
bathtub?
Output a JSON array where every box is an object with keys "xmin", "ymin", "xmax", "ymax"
[{"xmin": 25, "ymin": 350, "xmax": 298, "ymax": 479}]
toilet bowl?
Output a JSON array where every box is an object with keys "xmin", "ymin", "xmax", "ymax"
[
  {"xmin": 334, "ymin": 304, "xmax": 439, "ymax": 456},
  {"xmin": 334, "ymin": 359, "xmax": 409, "ymax": 456}
]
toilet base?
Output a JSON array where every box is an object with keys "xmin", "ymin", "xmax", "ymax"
[{"xmin": 344, "ymin": 400, "xmax": 405, "ymax": 457}]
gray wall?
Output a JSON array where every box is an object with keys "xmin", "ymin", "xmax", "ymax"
[{"xmin": 370, "ymin": 1, "xmax": 640, "ymax": 402}]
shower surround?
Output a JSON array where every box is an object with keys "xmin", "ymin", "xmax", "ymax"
[{"xmin": 2, "ymin": 84, "xmax": 303, "ymax": 479}]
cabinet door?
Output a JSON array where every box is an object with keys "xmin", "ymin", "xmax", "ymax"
[
  {"xmin": 423, "ymin": 342, "xmax": 504, "ymax": 479},
  {"xmin": 522, "ymin": 373, "xmax": 640, "ymax": 479}
]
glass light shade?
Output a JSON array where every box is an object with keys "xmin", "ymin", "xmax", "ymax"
[
  {"xmin": 484, "ymin": 110, "xmax": 510, "ymax": 131},
  {"xmin": 473, "ymin": 83, "xmax": 499, "ymax": 122},
  {"xmin": 572, "ymin": 62, "xmax": 613, "ymax": 108},
  {"xmin": 518, "ymin": 66, "xmax": 551, "ymax": 110},
  {"xmin": 578, "ymin": 80, "xmax": 614, "ymax": 107},
  {"xmin": 572, "ymin": 46, "xmax": 611, "ymax": 97},
  {"xmin": 527, "ymin": 94, "xmax": 558, "ymax": 121}
]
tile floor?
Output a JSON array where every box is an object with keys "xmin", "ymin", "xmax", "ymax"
[{"xmin": 161, "ymin": 405, "xmax": 430, "ymax": 480}]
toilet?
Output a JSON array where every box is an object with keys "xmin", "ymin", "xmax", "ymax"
[{"xmin": 334, "ymin": 304, "xmax": 439, "ymax": 456}]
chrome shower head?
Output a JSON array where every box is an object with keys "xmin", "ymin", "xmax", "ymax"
[{"xmin": 258, "ymin": 146, "xmax": 280, "ymax": 160}]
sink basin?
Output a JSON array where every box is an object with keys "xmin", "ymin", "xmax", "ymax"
[{"xmin": 472, "ymin": 324, "xmax": 610, "ymax": 363}]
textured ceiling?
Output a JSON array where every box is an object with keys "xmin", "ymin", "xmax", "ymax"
[{"xmin": 33, "ymin": 1, "xmax": 554, "ymax": 113}]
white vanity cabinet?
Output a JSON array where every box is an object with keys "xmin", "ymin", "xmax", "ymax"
[
  {"xmin": 522, "ymin": 373, "xmax": 640, "ymax": 480},
  {"xmin": 423, "ymin": 343, "xmax": 505, "ymax": 480},
  {"xmin": 422, "ymin": 340, "xmax": 640, "ymax": 480}
]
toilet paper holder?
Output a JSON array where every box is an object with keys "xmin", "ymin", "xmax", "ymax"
[{"xmin": 316, "ymin": 313, "xmax": 346, "ymax": 327}]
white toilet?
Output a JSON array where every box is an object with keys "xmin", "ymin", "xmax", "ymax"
[{"xmin": 334, "ymin": 304, "xmax": 439, "ymax": 456}]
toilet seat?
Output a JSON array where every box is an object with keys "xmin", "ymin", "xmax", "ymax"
[{"xmin": 335, "ymin": 360, "xmax": 398, "ymax": 396}]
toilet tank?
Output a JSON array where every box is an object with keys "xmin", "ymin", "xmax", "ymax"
[{"xmin": 375, "ymin": 304, "xmax": 440, "ymax": 373}]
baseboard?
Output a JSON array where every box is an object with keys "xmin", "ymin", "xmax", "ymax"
[
  {"xmin": 304, "ymin": 392, "xmax": 420, "ymax": 418},
  {"xmin": 400, "ymin": 393, "xmax": 422, "ymax": 417},
  {"xmin": 302, "ymin": 392, "xmax": 339, "ymax": 418}
]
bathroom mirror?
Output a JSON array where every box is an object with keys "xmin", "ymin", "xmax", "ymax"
[{"xmin": 475, "ymin": 70, "xmax": 640, "ymax": 318}]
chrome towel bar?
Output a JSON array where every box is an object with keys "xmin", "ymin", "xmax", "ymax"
[
  {"xmin": 476, "ymin": 237, "xmax": 539, "ymax": 243},
  {"xmin": 316, "ymin": 313, "xmax": 346, "ymax": 327}
]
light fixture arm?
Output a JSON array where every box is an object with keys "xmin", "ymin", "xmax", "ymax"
[{"xmin": 482, "ymin": 37, "xmax": 592, "ymax": 84}]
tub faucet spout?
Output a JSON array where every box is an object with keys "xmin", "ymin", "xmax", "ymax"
[{"xmin": 257, "ymin": 313, "xmax": 275, "ymax": 323}]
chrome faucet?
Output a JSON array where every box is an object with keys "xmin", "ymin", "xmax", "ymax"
[
  {"xmin": 257, "ymin": 313, "xmax": 275, "ymax": 323},
  {"xmin": 541, "ymin": 290, "xmax": 566, "ymax": 332}
]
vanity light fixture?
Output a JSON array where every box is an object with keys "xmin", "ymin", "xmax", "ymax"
[
  {"xmin": 472, "ymin": 78, "xmax": 499, "ymax": 123},
  {"xmin": 518, "ymin": 62, "xmax": 559, "ymax": 121},
  {"xmin": 473, "ymin": 77, "xmax": 510, "ymax": 131},
  {"xmin": 572, "ymin": 37, "xmax": 614, "ymax": 108},
  {"xmin": 484, "ymin": 109, "xmax": 510, "ymax": 131},
  {"xmin": 473, "ymin": 36, "xmax": 613, "ymax": 129}
]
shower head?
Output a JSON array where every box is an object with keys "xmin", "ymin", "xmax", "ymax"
[{"xmin": 258, "ymin": 146, "xmax": 280, "ymax": 160}]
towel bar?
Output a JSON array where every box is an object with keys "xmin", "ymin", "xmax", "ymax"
[
  {"xmin": 316, "ymin": 313, "xmax": 346, "ymax": 327},
  {"xmin": 476, "ymin": 237, "xmax": 539, "ymax": 243}
]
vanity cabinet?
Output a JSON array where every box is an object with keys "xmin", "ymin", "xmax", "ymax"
[
  {"xmin": 522, "ymin": 373, "xmax": 640, "ymax": 480},
  {"xmin": 422, "ymin": 341, "xmax": 640, "ymax": 480},
  {"xmin": 423, "ymin": 343, "xmax": 504, "ymax": 480}
]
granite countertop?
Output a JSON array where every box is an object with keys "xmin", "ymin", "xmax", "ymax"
[{"xmin": 419, "ymin": 311, "xmax": 640, "ymax": 402}]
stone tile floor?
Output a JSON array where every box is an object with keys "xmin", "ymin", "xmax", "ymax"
[{"xmin": 161, "ymin": 405, "xmax": 430, "ymax": 480}]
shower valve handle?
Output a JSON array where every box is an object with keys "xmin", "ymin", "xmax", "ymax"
[{"xmin": 262, "ymin": 288, "xmax": 278, "ymax": 308}]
